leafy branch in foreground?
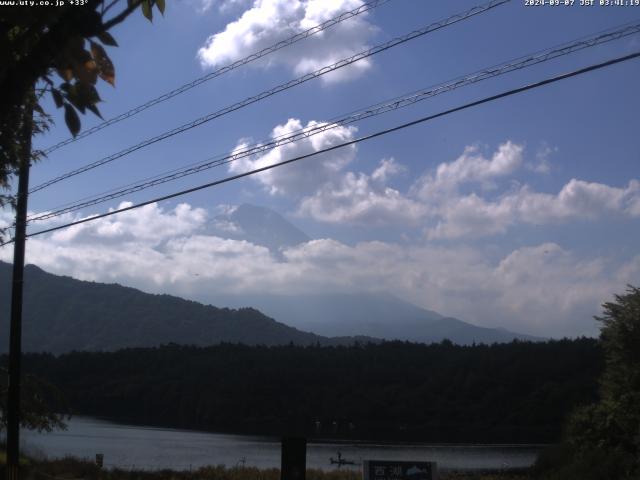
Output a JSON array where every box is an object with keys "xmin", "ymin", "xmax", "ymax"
[
  {"xmin": 0, "ymin": 0, "xmax": 165, "ymax": 238},
  {"xmin": 0, "ymin": 366, "xmax": 70, "ymax": 432}
]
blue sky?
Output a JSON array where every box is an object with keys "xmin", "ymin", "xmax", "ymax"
[{"xmin": 2, "ymin": 0, "xmax": 639, "ymax": 338}]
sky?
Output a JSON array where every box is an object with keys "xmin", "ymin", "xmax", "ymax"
[{"xmin": 1, "ymin": 0, "xmax": 639, "ymax": 338}]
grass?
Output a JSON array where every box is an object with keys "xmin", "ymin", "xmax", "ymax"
[{"xmin": 0, "ymin": 453, "xmax": 532, "ymax": 480}]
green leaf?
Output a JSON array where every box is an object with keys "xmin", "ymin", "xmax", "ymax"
[
  {"xmin": 63, "ymin": 103, "xmax": 81, "ymax": 137},
  {"xmin": 156, "ymin": 0, "xmax": 165, "ymax": 15},
  {"xmin": 51, "ymin": 89, "xmax": 64, "ymax": 109},
  {"xmin": 97, "ymin": 31, "xmax": 118, "ymax": 47},
  {"xmin": 141, "ymin": 0, "xmax": 153, "ymax": 21}
]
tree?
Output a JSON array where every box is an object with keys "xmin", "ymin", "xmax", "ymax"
[
  {"xmin": 0, "ymin": 367, "xmax": 69, "ymax": 432},
  {"xmin": 537, "ymin": 286, "xmax": 640, "ymax": 479},
  {"xmin": 0, "ymin": 0, "xmax": 165, "ymax": 215},
  {"xmin": 572, "ymin": 286, "xmax": 640, "ymax": 462}
]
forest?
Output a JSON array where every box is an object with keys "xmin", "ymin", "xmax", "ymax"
[{"xmin": 12, "ymin": 338, "xmax": 602, "ymax": 444}]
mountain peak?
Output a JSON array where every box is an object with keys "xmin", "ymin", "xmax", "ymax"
[{"xmin": 207, "ymin": 203, "xmax": 310, "ymax": 253}]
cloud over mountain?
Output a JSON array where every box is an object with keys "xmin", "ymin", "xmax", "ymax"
[
  {"xmin": 227, "ymin": 127, "xmax": 639, "ymax": 238},
  {"xmin": 2, "ymin": 200, "xmax": 638, "ymax": 338}
]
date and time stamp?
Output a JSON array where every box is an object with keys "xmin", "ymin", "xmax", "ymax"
[
  {"xmin": 525, "ymin": 0, "xmax": 640, "ymax": 6},
  {"xmin": 3, "ymin": 0, "xmax": 640, "ymax": 9},
  {"xmin": 2, "ymin": 0, "xmax": 639, "ymax": 10}
]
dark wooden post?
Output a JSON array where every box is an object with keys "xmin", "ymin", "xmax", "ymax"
[
  {"xmin": 281, "ymin": 437, "xmax": 306, "ymax": 480},
  {"xmin": 6, "ymin": 100, "xmax": 33, "ymax": 480}
]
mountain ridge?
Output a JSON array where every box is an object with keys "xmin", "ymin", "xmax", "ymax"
[
  {"xmin": 211, "ymin": 291, "xmax": 543, "ymax": 344},
  {"xmin": 0, "ymin": 262, "xmax": 376, "ymax": 353}
]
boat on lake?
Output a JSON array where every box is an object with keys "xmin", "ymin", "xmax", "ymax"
[{"xmin": 329, "ymin": 451, "xmax": 357, "ymax": 466}]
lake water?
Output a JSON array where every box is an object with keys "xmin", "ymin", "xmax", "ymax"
[{"xmin": 21, "ymin": 417, "xmax": 542, "ymax": 472}]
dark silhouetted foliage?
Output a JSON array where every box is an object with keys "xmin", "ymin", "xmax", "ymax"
[{"xmin": 535, "ymin": 286, "xmax": 640, "ymax": 480}]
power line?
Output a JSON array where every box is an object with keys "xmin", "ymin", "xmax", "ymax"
[
  {"xmin": 6, "ymin": 50, "xmax": 637, "ymax": 246},
  {"xmin": 26, "ymin": 21, "xmax": 640, "ymax": 223},
  {"xmin": 41, "ymin": 0, "xmax": 393, "ymax": 155},
  {"xmin": 29, "ymin": 0, "xmax": 510, "ymax": 194}
]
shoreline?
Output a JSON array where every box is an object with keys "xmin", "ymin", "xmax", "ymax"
[{"xmin": 62, "ymin": 415, "xmax": 551, "ymax": 449}]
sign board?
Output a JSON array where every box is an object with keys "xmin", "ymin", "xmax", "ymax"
[
  {"xmin": 363, "ymin": 460, "xmax": 438, "ymax": 480},
  {"xmin": 95, "ymin": 453, "xmax": 104, "ymax": 468}
]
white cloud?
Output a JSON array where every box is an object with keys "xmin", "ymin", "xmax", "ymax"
[
  {"xmin": 2, "ymin": 202, "xmax": 638, "ymax": 338},
  {"xmin": 426, "ymin": 193, "xmax": 512, "ymax": 239},
  {"xmin": 415, "ymin": 142, "xmax": 639, "ymax": 239},
  {"xmin": 218, "ymin": 0, "xmax": 253, "ymax": 12},
  {"xmin": 49, "ymin": 202, "xmax": 207, "ymax": 246},
  {"xmin": 0, "ymin": 209, "xmax": 14, "ymax": 230},
  {"xmin": 371, "ymin": 157, "xmax": 406, "ymax": 183},
  {"xmin": 227, "ymin": 118, "xmax": 358, "ymax": 196},
  {"xmin": 197, "ymin": 0, "xmax": 377, "ymax": 84},
  {"xmin": 228, "ymin": 132, "xmax": 640, "ymax": 237},
  {"xmin": 298, "ymin": 159, "xmax": 425, "ymax": 225},
  {"xmin": 412, "ymin": 141, "xmax": 524, "ymax": 200},
  {"xmin": 427, "ymin": 179, "xmax": 640, "ymax": 239},
  {"xmin": 525, "ymin": 143, "xmax": 556, "ymax": 174},
  {"xmin": 188, "ymin": 0, "xmax": 251, "ymax": 14}
]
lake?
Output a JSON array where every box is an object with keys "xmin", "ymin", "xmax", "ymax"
[{"xmin": 21, "ymin": 417, "xmax": 543, "ymax": 472}]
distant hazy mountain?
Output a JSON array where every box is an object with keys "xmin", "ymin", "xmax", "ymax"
[
  {"xmin": 0, "ymin": 262, "xmax": 369, "ymax": 354},
  {"xmin": 207, "ymin": 203, "xmax": 309, "ymax": 254},
  {"xmin": 0, "ymin": 204, "xmax": 540, "ymax": 353},
  {"xmin": 0, "ymin": 261, "xmax": 539, "ymax": 352},
  {"xmin": 201, "ymin": 204, "xmax": 541, "ymax": 345},
  {"xmin": 212, "ymin": 292, "xmax": 543, "ymax": 345}
]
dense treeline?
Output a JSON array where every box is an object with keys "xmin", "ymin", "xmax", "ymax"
[{"xmin": 12, "ymin": 339, "xmax": 601, "ymax": 444}]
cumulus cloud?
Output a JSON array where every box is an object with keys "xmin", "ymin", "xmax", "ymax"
[
  {"xmin": 427, "ymin": 179, "xmax": 640, "ymax": 239},
  {"xmin": 226, "ymin": 127, "xmax": 640, "ymax": 236},
  {"xmin": 50, "ymin": 202, "xmax": 208, "ymax": 246},
  {"xmin": 1, "ymin": 201, "xmax": 638, "ymax": 337},
  {"xmin": 412, "ymin": 141, "xmax": 525, "ymax": 200},
  {"xmin": 283, "ymin": 139, "xmax": 639, "ymax": 238},
  {"xmin": 197, "ymin": 0, "xmax": 377, "ymax": 83},
  {"xmin": 228, "ymin": 118, "xmax": 357, "ymax": 196},
  {"xmin": 412, "ymin": 142, "xmax": 637, "ymax": 238},
  {"xmin": 297, "ymin": 159, "xmax": 425, "ymax": 225},
  {"xmin": 371, "ymin": 157, "xmax": 406, "ymax": 183},
  {"xmin": 525, "ymin": 143, "xmax": 556, "ymax": 174}
]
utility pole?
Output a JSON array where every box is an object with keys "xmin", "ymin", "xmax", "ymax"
[{"xmin": 6, "ymin": 99, "xmax": 33, "ymax": 480}]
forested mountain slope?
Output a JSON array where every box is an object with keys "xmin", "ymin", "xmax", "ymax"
[{"xmin": 0, "ymin": 262, "xmax": 337, "ymax": 353}]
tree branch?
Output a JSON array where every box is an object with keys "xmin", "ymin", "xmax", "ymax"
[{"xmin": 102, "ymin": 0, "xmax": 143, "ymax": 31}]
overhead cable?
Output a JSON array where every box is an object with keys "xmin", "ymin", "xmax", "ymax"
[
  {"xmin": 27, "ymin": 21, "xmax": 640, "ymax": 223},
  {"xmin": 29, "ymin": 0, "xmax": 510, "ymax": 194},
  {"xmin": 42, "ymin": 0, "xmax": 393, "ymax": 155},
  {"xmin": 6, "ymin": 50, "xmax": 636, "ymax": 245}
]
